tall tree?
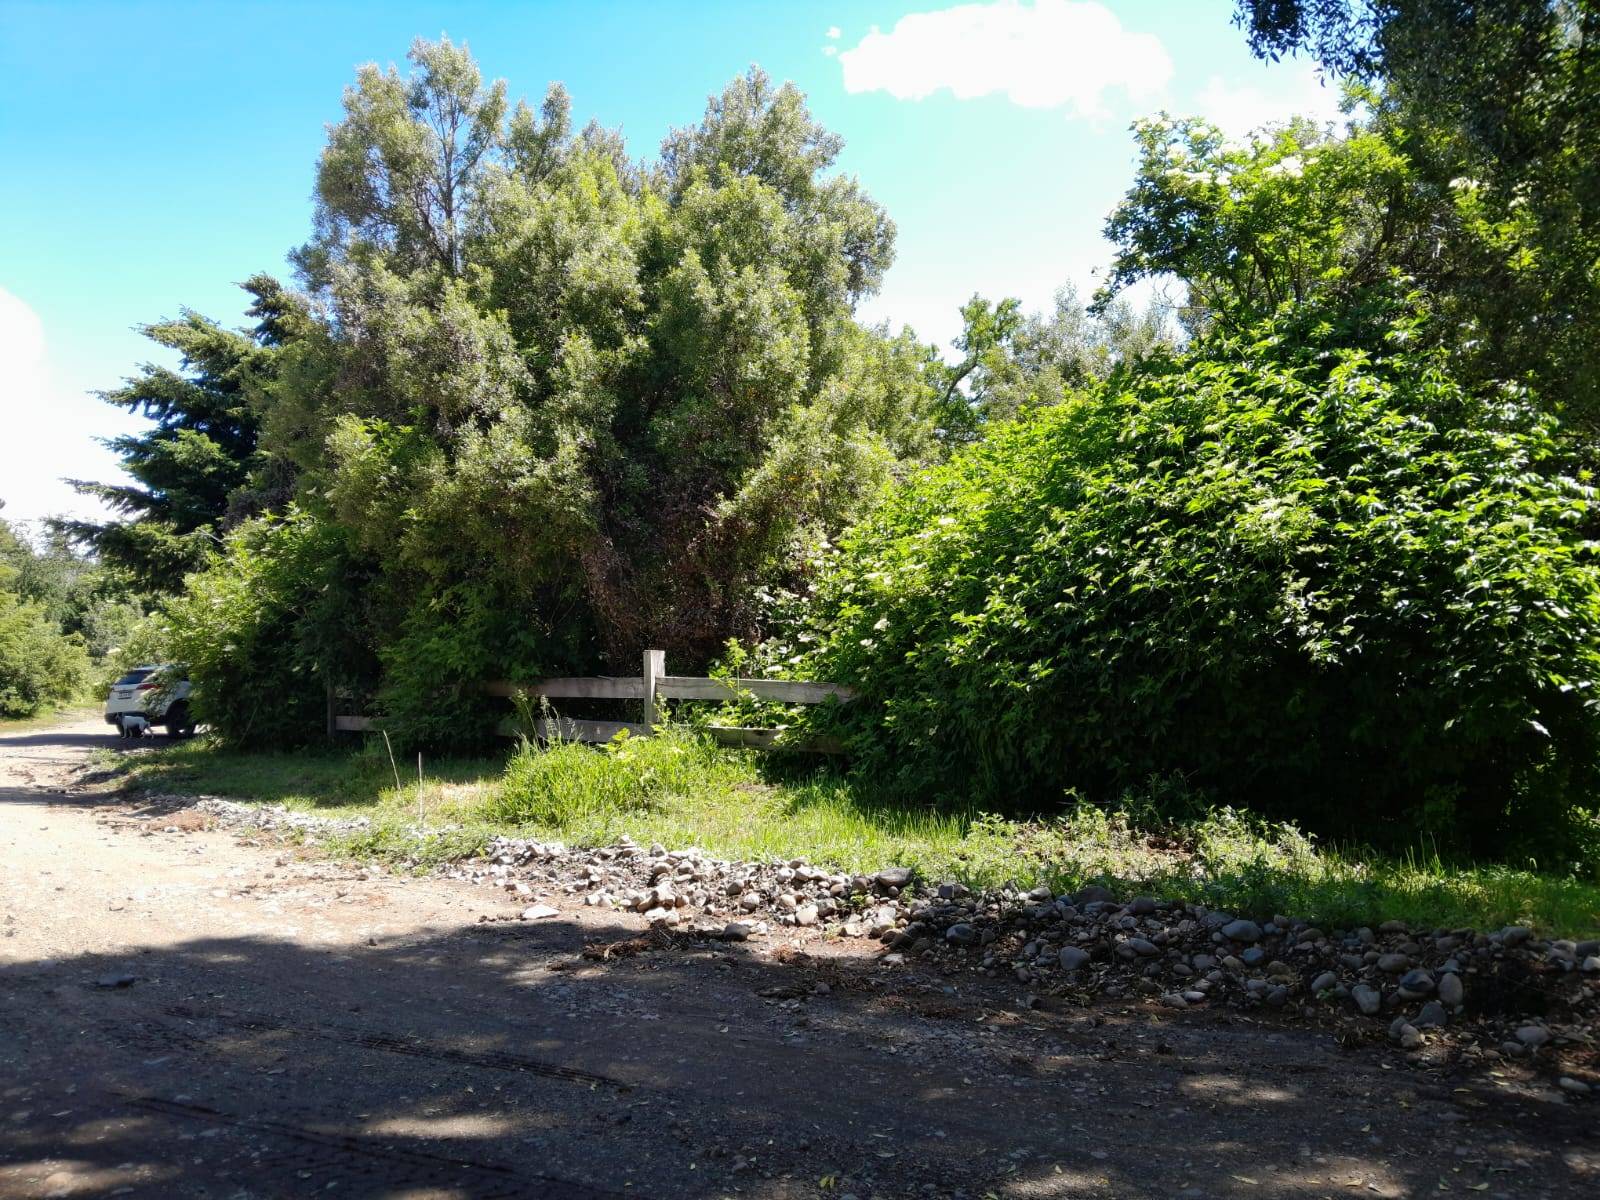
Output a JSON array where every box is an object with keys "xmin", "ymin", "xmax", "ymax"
[
  {"xmin": 1231, "ymin": 0, "xmax": 1600, "ymax": 430},
  {"xmin": 935, "ymin": 285, "xmax": 1174, "ymax": 441},
  {"xmin": 294, "ymin": 36, "xmax": 510, "ymax": 285},
  {"xmin": 210, "ymin": 43, "xmax": 944, "ymax": 746},
  {"xmin": 57, "ymin": 275, "xmax": 302, "ymax": 591},
  {"xmin": 1097, "ymin": 113, "xmax": 1435, "ymax": 335}
]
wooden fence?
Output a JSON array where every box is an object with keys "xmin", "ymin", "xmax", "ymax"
[{"xmin": 331, "ymin": 649, "xmax": 855, "ymax": 753}]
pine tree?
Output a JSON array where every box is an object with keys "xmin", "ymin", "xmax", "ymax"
[{"xmin": 56, "ymin": 276, "xmax": 301, "ymax": 591}]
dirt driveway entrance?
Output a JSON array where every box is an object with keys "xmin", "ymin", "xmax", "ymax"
[{"xmin": 1, "ymin": 717, "xmax": 1593, "ymax": 1198}]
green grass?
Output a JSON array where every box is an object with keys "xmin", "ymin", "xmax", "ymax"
[
  {"xmin": 96, "ymin": 735, "xmax": 507, "ymax": 812},
  {"xmin": 100, "ymin": 728, "xmax": 1600, "ymax": 937}
]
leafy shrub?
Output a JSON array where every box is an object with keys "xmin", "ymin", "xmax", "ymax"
[
  {"xmin": 164, "ymin": 509, "xmax": 374, "ymax": 746},
  {"xmin": 803, "ymin": 295, "xmax": 1600, "ymax": 864},
  {"xmin": 0, "ymin": 587, "xmax": 91, "ymax": 716},
  {"xmin": 376, "ymin": 579, "xmax": 557, "ymax": 753}
]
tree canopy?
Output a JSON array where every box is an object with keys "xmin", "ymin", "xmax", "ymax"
[
  {"xmin": 1231, "ymin": 0, "xmax": 1600, "ymax": 430},
  {"xmin": 57, "ymin": 275, "xmax": 304, "ymax": 591},
  {"xmin": 157, "ymin": 40, "xmax": 950, "ymax": 746}
]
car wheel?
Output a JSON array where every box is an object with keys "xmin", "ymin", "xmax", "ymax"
[{"xmin": 164, "ymin": 701, "xmax": 195, "ymax": 739}]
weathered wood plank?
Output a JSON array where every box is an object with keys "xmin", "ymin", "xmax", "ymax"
[
  {"xmin": 334, "ymin": 715, "xmax": 375, "ymax": 732},
  {"xmin": 703, "ymin": 725, "xmax": 846, "ymax": 755},
  {"xmin": 657, "ymin": 676, "xmax": 856, "ymax": 705},
  {"xmin": 643, "ymin": 649, "xmax": 665, "ymax": 732},
  {"xmin": 529, "ymin": 717, "xmax": 650, "ymax": 744},
  {"xmin": 483, "ymin": 677, "xmax": 645, "ymax": 700}
]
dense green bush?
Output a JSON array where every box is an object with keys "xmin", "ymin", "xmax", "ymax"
[
  {"xmin": 0, "ymin": 586, "xmax": 91, "ymax": 717},
  {"xmin": 164, "ymin": 510, "xmax": 374, "ymax": 746},
  {"xmin": 802, "ymin": 296, "xmax": 1600, "ymax": 866}
]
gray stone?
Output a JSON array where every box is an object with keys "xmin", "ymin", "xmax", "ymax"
[
  {"xmin": 1437, "ymin": 973, "xmax": 1464, "ymax": 1007},
  {"xmin": 1121, "ymin": 937, "xmax": 1159, "ymax": 958},
  {"xmin": 1415, "ymin": 1001, "xmax": 1448, "ymax": 1028},
  {"xmin": 722, "ymin": 921, "xmax": 752, "ymax": 941},
  {"xmin": 1352, "ymin": 984, "xmax": 1382, "ymax": 1016},
  {"xmin": 1075, "ymin": 884, "xmax": 1114, "ymax": 904},
  {"xmin": 1581, "ymin": 956, "xmax": 1600, "ymax": 974},
  {"xmin": 1127, "ymin": 896, "xmax": 1157, "ymax": 915},
  {"xmin": 1221, "ymin": 919, "xmax": 1263, "ymax": 943},
  {"xmin": 520, "ymin": 904, "xmax": 559, "ymax": 920},
  {"xmin": 794, "ymin": 904, "xmax": 819, "ymax": 927},
  {"xmin": 1311, "ymin": 971, "xmax": 1338, "ymax": 995},
  {"xmin": 1500, "ymin": 925, "xmax": 1532, "ymax": 947},
  {"xmin": 1515, "ymin": 1025, "xmax": 1551, "ymax": 1048},
  {"xmin": 945, "ymin": 923, "xmax": 979, "ymax": 945},
  {"xmin": 1397, "ymin": 1024, "xmax": 1423, "ymax": 1050},
  {"xmin": 1558, "ymin": 1076, "xmax": 1591, "ymax": 1096},
  {"xmin": 875, "ymin": 867, "xmax": 913, "ymax": 889},
  {"xmin": 1058, "ymin": 946, "xmax": 1091, "ymax": 971},
  {"xmin": 1377, "ymin": 953, "xmax": 1411, "ymax": 973},
  {"xmin": 1398, "ymin": 968, "xmax": 1435, "ymax": 994},
  {"xmin": 1240, "ymin": 947, "xmax": 1267, "ymax": 967}
]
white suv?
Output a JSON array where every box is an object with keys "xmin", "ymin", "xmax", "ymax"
[{"xmin": 104, "ymin": 665, "xmax": 196, "ymax": 738}]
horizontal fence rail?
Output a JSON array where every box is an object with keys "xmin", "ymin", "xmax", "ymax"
[
  {"xmin": 482, "ymin": 676, "xmax": 854, "ymax": 705},
  {"xmin": 334, "ymin": 650, "xmax": 853, "ymax": 754}
]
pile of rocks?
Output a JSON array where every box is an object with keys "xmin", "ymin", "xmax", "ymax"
[
  {"xmin": 192, "ymin": 796, "xmax": 376, "ymax": 839},
  {"xmin": 448, "ymin": 835, "xmax": 919, "ymax": 942},
  {"xmin": 454, "ymin": 835, "xmax": 1597, "ymax": 1088},
  {"xmin": 179, "ymin": 800, "xmax": 1594, "ymax": 1088},
  {"xmin": 897, "ymin": 885, "xmax": 1596, "ymax": 1078}
]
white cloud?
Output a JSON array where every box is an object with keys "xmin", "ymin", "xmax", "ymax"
[
  {"xmin": 826, "ymin": 25, "xmax": 841, "ymax": 39},
  {"xmin": 0, "ymin": 287, "xmax": 46, "ymax": 409},
  {"xmin": 0, "ymin": 287, "xmax": 130, "ymax": 528},
  {"xmin": 1192, "ymin": 61, "xmax": 1345, "ymax": 136},
  {"xmin": 838, "ymin": 0, "xmax": 1172, "ymax": 115}
]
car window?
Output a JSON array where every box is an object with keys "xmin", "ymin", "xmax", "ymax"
[{"xmin": 112, "ymin": 670, "xmax": 153, "ymax": 687}]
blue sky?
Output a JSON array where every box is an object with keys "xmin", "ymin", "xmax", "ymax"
[{"xmin": 0, "ymin": 0, "xmax": 1339, "ymax": 527}]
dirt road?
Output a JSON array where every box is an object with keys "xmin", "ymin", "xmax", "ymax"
[{"xmin": 1, "ymin": 717, "xmax": 1593, "ymax": 1198}]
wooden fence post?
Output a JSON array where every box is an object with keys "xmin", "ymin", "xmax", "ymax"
[
  {"xmin": 642, "ymin": 648, "xmax": 665, "ymax": 734},
  {"xmin": 325, "ymin": 679, "xmax": 336, "ymax": 742}
]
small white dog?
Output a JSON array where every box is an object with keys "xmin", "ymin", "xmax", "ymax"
[{"xmin": 117, "ymin": 713, "xmax": 152, "ymax": 739}]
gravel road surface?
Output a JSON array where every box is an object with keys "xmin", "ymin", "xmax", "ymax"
[{"xmin": 1, "ymin": 716, "xmax": 1594, "ymax": 1198}]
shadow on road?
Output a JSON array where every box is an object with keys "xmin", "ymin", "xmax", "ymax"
[
  {"xmin": 1, "ymin": 723, "xmax": 1594, "ymax": 1198},
  {"xmin": 3, "ymin": 903, "xmax": 1594, "ymax": 1198}
]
